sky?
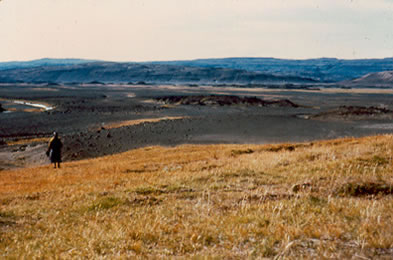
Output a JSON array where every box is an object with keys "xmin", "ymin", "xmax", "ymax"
[{"xmin": 0, "ymin": 0, "xmax": 393, "ymax": 62}]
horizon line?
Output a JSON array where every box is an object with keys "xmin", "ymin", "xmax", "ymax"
[{"xmin": 1, "ymin": 56, "xmax": 393, "ymax": 64}]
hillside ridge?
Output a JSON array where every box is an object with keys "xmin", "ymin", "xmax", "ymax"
[
  {"xmin": 1, "ymin": 135, "xmax": 392, "ymax": 258},
  {"xmin": 1, "ymin": 57, "xmax": 393, "ymax": 84}
]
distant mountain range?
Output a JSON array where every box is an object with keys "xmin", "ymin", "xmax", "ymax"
[
  {"xmin": 0, "ymin": 61, "xmax": 315, "ymax": 85},
  {"xmin": 0, "ymin": 57, "xmax": 393, "ymax": 86},
  {"xmin": 151, "ymin": 57, "xmax": 393, "ymax": 82},
  {"xmin": 0, "ymin": 58, "xmax": 93, "ymax": 71}
]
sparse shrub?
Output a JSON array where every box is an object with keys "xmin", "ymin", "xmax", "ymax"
[
  {"xmin": 0, "ymin": 210, "xmax": 15, "ymax": 218},
  {"xmin": 25, "ymin": 193, "xmax": 40, "ymax": 200},
  {"xmin": 126, "ymin": 194, "xmax": 163, "ymax": 207},
  {"xmin": 356, "ymin": 155, "xmax": 390, "ymax": 166},
  {"xmin": 88, "ymin": 196, "xmax": 123, "ymax": 211},
  {"xmin": 231, "ymin": 148, "xmax": 254, "ymax": 156},
  {"xmin": 266, "ymin": 144, "xmax": 296, "ymax": 152},
  {"xmin": 335, "ymin": 182, "xmax": 393, "ymax": 197},
  {"xmin": 302, "ymin": 153, "xmax": 321, "ymax": 161},
  {"xmin": 292, "ymin": 182, "xmax": 312, "ymax": 193},
  {"xmin": 308, "ymin": 195, "xmax": 327, "ymax": 206},
  {"xmin": 370, "ymin": 155, "xmax": 390, "ymax": 165},
  {"xmin": 133, "ymin": 186, "xmax": 164, "ymax": 195}
]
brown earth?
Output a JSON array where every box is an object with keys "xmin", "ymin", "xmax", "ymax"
[{"xmin": 1, "ymin": 84, "xmax": 393, "ymax": 170}]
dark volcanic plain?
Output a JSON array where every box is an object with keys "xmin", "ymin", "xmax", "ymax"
[{"xmin": 1, "ymin": 83, "xmax": 393, "ymax": 169}]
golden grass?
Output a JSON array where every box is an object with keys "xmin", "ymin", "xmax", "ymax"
[
  {"xmin": 0, "ymin": 135, "xmax": 392, "ymax": 258},
  {"xmin": 6, "ymin": 137, "xmax": 50, "ymax": 146},
  {"xmin": 138, "ymin": 84, "xmax": 393, "ymax": 95},
  {"xmin": 102, "ymin": 116, "xmax": 188, "ymax": 129},
  {"xmin": 22, "ymin": 108, "xmax": 43, "ymax": 113}
]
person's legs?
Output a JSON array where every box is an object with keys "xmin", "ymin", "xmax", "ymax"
[
  {"xmin": 53, "ymin": 163, "xmax": 57, "ymax": 168},
  {"xmin": 57, "ymin": 162, "xmax": 61, "ymax": 168}
]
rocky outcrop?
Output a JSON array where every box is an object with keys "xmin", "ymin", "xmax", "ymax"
[
  {"xmin": 155, "ymin": 95, "xmax": 300, "ymax": 107},
  {"xmin": 312, "ymin": 106, "xmax": 393, "ymax": 119}
]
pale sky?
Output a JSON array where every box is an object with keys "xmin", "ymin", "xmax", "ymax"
[{"xmin": 1, "ymin": 0, "xmax": 393, "ymax": 62}]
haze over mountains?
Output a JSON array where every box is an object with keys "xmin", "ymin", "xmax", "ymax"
[
  {"xmin": 0, "ymin": 57, "xmax": 393, "ymax": 86},
  {"xmin": 0, "ymin": 58, "xmax": 92, "ymax": 71},
  {"xmin": 151, "ymin": 57, "xmax": 393, "ymax": 82},
  {"xmin": 0, "ymin": 61, "xmax": 316, "ymax": 85}
]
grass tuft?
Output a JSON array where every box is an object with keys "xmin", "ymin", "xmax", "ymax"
[
  {"xmin": 88, "ymin": 196, "xmax": 124, "ymax": 211},
  {"xmin": 133, "ymin": 186, "xmax": 164, "ymax": 195},
  {"xmin": 231, "ymin": 148, "xmax": 254, "ymax": 156}
]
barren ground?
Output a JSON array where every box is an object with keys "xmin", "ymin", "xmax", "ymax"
[{"xmin": 1, "ymin": 84, "xmax": 393, "ymax": 169}]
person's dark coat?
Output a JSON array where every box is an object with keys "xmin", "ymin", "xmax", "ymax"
[{"xmin": 47, "ymin": 136, "xmax": 63, "ymax": 163}]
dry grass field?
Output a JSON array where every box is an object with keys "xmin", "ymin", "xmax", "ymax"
[
  {"xmin": 103, "ymin": 116, "xmax": 188, "ymax": 130},
  {"xmin": 5, "ymin": 137, "xmax": 50, "ymax": 146},
  {"xmin": 0, "ymin": 135, "xmax": 392, "ymax": 258}
]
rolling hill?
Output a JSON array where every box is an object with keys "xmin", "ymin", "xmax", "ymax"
[
  {"xmin": 150, "ymin": 57, "xmax": 393, "ymax": 82},
  {"xmin": 347, "ymin": 70, "xmax": 393, "ymax": 87},
  {"xmin": 0, "ymin": 58, "xmax": 92, "ymax": 71},
  {"xmin": 0, "ymin": 61, "xmax": 316, "ymax": 85},
  {"xmin": 1, "ymin": 135, "xmax": 392, "ymax": 258},
  {"xmin": 1, "ymin": 57, "xmax": 393, "ymax": 85}
]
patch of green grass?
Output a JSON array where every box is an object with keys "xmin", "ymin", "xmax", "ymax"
[
  {"xmin": 370, "ymin": 155, "xmax": 390, "ymax": 165},
  {"xmin": 356, "ymin": 155, "xmax": 390, "ymax": 166},
  {"xmin": 88, "ymin": 196, "xmax": 124, "ymax": 211},
  {"xmin": 219, "ymin": 169, "xmax": 259, "ymax": 178},
  {"xmin": 133, "ymin": 186, "xmax": 163, "ymax": 195},
  {"xmin": 308, "ymin": 195, "xmax": 325, "ymax": 204},
  {"xmin": 0, "ymin": 210, "xmax": 16, "ymax": 218}
]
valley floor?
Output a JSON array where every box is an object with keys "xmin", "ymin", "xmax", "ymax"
[{"xmin": 1, "ymin": 84, "xmax": 393, "ymax": 170}]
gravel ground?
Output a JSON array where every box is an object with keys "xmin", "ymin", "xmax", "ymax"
[{"xmin": 1, "ymin": 84, "xmax": 393, "ymax": 169}]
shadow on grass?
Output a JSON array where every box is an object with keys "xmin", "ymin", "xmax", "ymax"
[{"xmin": 335, "ymin": 182, "xmax": 393, "ymax": 197}]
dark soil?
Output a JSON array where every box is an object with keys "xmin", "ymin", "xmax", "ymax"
[
  {"xmin": 1, "ymin": 84, "xmax": 393, "ymax": 169},
  {"xmin": 335, "ymin": 182, "xmax": 393, "ymax": 197},
  {"xmin": 312, "ymin": 106, "xmax": 393, "ymax": 120},
  {"xmin": 155, "ymin": 95, "xmax": 299, "ymax": 107}
]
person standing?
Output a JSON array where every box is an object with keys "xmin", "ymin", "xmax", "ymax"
[{"xmin": 47, "ymin": 132, "xmax": 63, "ymax": 168}]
